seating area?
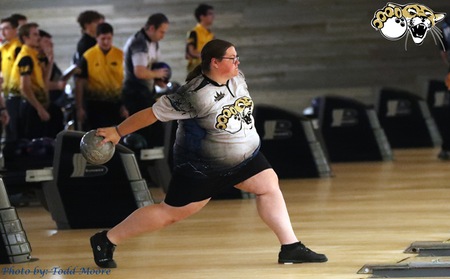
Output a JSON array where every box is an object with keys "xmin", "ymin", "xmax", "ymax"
[{"xmin": 1, "ymin": 0, "xmax": 449, "ymax": 112}]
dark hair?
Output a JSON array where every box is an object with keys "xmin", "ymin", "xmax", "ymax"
[
  {"xmin": 195, "ymin": 4, "xmax": 213, "ymax": 22},
  {"xmin": 186, "ymin": 39, "xmax": 234, "ymax": 81},
  {"xmin": 201, "ymin": 39, "xmax": 234, "ymax": 72},
  {"xmin": 39, "ymin": 29, "xmax": 52, "ymax": 38},
  {"xmin": 96, "ymin": 22, "xmax": 113, "ymax": 36},
  {"xmin": 144, "ymin": 13, "xmax": 169, "ymax": 30},
  {"xmin": 18, "ymin": 22, "xmax": 39, "ymax": 43},
  {"xmin": 0, "ymin": 16, "xmax": 19, "ymax": 28},
  {"xmin": 10, "ymin": 13, "xmax": 27, "ymax": 23},
  {"xmin": 77, "ymin": 10, "xmax": 104, "ymax": 30}
]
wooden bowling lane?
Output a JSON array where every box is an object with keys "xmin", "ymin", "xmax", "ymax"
[{"xmin": 2, "ymin": 147, "xmax": 450, "ymax": 278}]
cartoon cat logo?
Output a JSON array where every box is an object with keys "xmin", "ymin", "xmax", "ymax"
[
  {"xmin": 371, "ymin": 3, "xmax": 446, "ymax": 49},
  {"xmin": 215, "ymin": 97, "xmax": 254, "ymax": 134}
]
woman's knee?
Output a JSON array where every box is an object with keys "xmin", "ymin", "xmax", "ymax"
[
  {"xmin": 236, "ymin": 169, "xmax": 280, "ymax": 195},
  {"xmin": 161, "ymin": 199, "xmax": 209, "ymax": 223}
]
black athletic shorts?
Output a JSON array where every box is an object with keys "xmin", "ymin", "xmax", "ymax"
[{"xmin": 164, "ymin": 151, "xmax": 272, "ymax": 207}]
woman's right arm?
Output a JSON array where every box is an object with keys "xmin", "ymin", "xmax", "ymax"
[{"xmin": 97, "ymin": 107, "xmax": 158, "ymax": 145}]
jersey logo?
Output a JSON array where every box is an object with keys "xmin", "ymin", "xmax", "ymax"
[
  {"xmin": 19, "ymin": 65, "xmax": 31, "ymax": 74},
  {"xmin": 214, "ymin": 91, "xmax": 225, "ymax": 102},
  {"xmin": 215, "ymin": 96, "xmax": 254, "ymax": 134}
]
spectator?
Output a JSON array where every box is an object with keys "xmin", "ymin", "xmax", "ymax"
[
  {"xmin": 73, "ymin": 10, "xmax": 104, "ymax": 65},
  {"xmin": 122, "ymin": 13, "xmax": 169, "ymax": 147},
  {"xmin": 185, "ymin": 3, "xmax": 215, "ymax": 73},
  {"xmin": 0, "ymin": 17, "xmax": 22, "ymax": 145},
  {"xmin": 10, "ymin": 23, "xmax": 50, "ymax": 139},
  {"xmin": 75, "ymin": 22, "xmax": 128, "ymax": 130},
  {"xmin": 73, "ymin": 10, "xmax": 104, "ymax": 130},
  {"xmin": 38, "ymin": 30, "xmax": 66, "ymax": 138},
  {"xmin": 10, "ymin": 13, "xmax": 27, "ymax": 27}
]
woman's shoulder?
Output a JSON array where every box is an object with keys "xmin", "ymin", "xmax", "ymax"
[
  {"xmin": 176, "ymin": 75, "xmax": 211, "ymax": 96},
  {"xmin": 228, "ymin": 70, "xmax": 248, "ymax": 89},
  {"xmin": 166, "ymin": 75, "xmax": 216, "ymax": 113}
]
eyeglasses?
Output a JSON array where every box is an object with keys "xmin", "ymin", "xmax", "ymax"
[{"xmin": 221, "ymin": 55, "xmax": 240, "ymax": 64}]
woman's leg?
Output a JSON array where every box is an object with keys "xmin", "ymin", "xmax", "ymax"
[
  {"xmin": 108, "ymin": 199, "xmax": 210, "ymax": 244},
  {"xmin": 235, "ymin": 168, "xmax": 327, "ymax": 263},
  {"xmin": 91, "ymin": 199, "xmax": 210, "ymax": 268},
  {"xmin": 235, "ymin": 168, "xmax": 297, "ymax": 245}
]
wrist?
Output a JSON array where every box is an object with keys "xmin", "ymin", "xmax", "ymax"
[{"xmin": 115, "ymin": 126, "xmax": 123, "ymax": 138}]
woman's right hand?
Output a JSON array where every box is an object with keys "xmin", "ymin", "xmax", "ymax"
[{"xmin": 96, "ymin": 127, "xmax": 121, "ymax": 145}]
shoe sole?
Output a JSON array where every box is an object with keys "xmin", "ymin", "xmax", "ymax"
[{"xmin": 278, "ymin": 258, "xmax": 328, "ymax": 264}]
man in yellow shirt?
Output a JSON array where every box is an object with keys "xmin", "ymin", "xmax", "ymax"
[
  {"xmin": 76, "ymin": 22, "xmax": 128, "ymax": 130},
  {"xmin": 10, "ymin": 22, "xmax": 50, "ymax": 139},
  {"xmin": 185, "ymin": 4, "xmax": 215, "ymax": 74},
  {"xmin": 0, "ymin": 17, "xmax": 22, "ymax": 144},
  {"xmin": 1, "ymin": 17, "xmax": 22, "ymax": 96}
]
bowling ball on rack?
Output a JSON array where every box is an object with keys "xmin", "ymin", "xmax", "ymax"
[
  {"xmin": 122, "ymin": 133, "xmax": 148, "ymax": 153},
  {"xmin": 26, "ymin": 137, "xmax": 55, "ymax": 157},
  {"xmin": 151, "ymin": 62, "xmax": 172, "ymax": 83}
]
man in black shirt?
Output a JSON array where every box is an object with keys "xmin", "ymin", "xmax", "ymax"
[
  {"xmin": 73, "ymin": 10, "xmax": 104, "ymax": 65},
  {"xmin": 122, "ymin": 13, "xmax": 169, "ymax": 147},
  {"xmin": 73, "ymin": 10, "xmax": 104, "ymax": 130}
]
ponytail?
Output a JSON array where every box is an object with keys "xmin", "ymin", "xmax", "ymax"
[{"xmin": 185, "ymin": 65, "xmax": 202, "ymax": 82}]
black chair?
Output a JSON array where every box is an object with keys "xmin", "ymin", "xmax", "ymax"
[
  {"xmin": 426, "ymin": 80, "xmax": 450, "ymax": 149},
  {"xmin": 316, "ymin": 95, "xmax": 392, "ymax": 162},
  {"xmin": 376, "ymin": 88, "xmax": 441, "ymax": 148},
  {"xmin": 254, "ymin": 105, "xmax": 331, "ymax": 178},
  {"xmin": 42, "ymin": 130, "xmax": 154, "ymax": 229}
]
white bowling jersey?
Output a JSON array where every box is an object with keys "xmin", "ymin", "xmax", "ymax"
[{"xmin": 152, "ymin": 71, "xmax": 260, "ymax": 173}]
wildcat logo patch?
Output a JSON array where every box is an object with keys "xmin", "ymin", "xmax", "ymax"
[{"xmin": 371, "ymin": 3, "xmax": 446, "ymax": 50}]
